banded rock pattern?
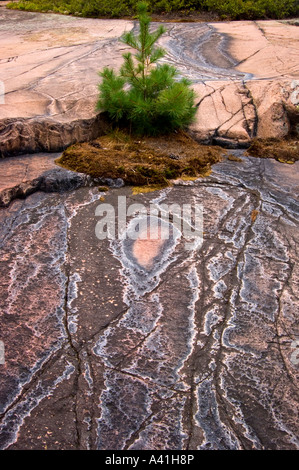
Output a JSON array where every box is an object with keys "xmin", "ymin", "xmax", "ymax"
[
  {"xmin": 0, "ymin": 155, "xmax": 298, "ymax": 450},
  {"xmin": 0, "ymin": 5, "xmax": 298, "ymax": 451}
]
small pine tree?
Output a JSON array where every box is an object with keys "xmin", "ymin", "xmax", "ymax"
[{"xmin": 96, "ymin": 2, "xmax": 197, "ymax": 136}]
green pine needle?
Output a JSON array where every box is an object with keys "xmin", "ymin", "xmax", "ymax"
[{"xmin": 96, "ymin": 1, "xmax": 197, "ymax": 136}]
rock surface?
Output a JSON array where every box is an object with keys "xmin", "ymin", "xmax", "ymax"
[
  {"xmin": 0, "ymin": 7, "xmax": 298, "ymax": 155},
  {"xmin": 0, "ymin": 154, "xmax": 298, "ymax": 450},
  {"xmin": 0, "ymin": 152, "xmax": 124, "ymax": 207},
  {"xmin": 0, "ymin": 5, "xmax": 299, "ymax": 451}
]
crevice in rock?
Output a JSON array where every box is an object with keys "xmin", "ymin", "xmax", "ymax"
[
  {"xmin": 123, "ymin": 389, "xmax": 188, "ymax": 450},
  {"xmin": 123, "ymin": 409, "xmax": 156, "ymax": 450},
  {"xmin": 61, "ymin": 203, "xmax": 94, "ymax": 449},
  {"xmin": 235, "ymin": 47, "xmax": 265, "ymax": 67},
  {"xmin": 104, "ymin": 363, "xmax": 191, "ymax": 396},
  {"xmin": 181, "ymin": 186, "xmax": 263, "ymax": 448},
  {"xmin": 242, "ymin": 80, "xmax": 259, "ymax": 138},
  {"xmin": 273, "ymin": 259, "xmax": 299, "ymax": 391},
  {"xmin": 253, "ymin": 21, "xmax": 268, "ymax": 42},
  {"xmin": 195, "ymin": 82, "xmax": 218, "ymax": 108},
  {"xmin": 111, "ymin": 323, "xmax": 161, "ymax": 372},
  {"xmin": 0, "ymin": 346, "xmax": 66, "ymax": 423}
]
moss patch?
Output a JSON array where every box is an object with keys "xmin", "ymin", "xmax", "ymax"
[
  {"xmin": 247, "ymin": 138, "xmax": 299, "ymax": 164},
  {"xmin": 131, "ymin": 184, "xmax": 169, "ymax": 195},
  {"xmin": 55, "ymin": 130, "xmax": 224, "ymax": 188}
]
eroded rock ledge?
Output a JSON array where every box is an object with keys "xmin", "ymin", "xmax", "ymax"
[
  {"xmin": 0, "ymin": 152, "xmax": 125, "ymax": 208},
  {"xmin": 0, "ymin": 114, "xmax": 108, "ymax": 158}
]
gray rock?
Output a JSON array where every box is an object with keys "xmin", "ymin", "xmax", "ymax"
[{"xmin": 0, "ymin": 155, "xmax": 298, "ymax": 450}]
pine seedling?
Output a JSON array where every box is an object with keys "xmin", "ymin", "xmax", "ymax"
[{"xmin": 97, "ymin": 2, "xmax": 197, "ymax": 135}]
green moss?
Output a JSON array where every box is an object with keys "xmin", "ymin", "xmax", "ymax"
[
  {"xmin": 131, "ymin": 184, "xmax": 170, "ymax": 194},
  {"xmin": 55, "ymin": 130, "xmax": 224, "ymax": 187},
  {"xmin": 227, "ymin": 154, "xmax": 243, "ymax": 162}
]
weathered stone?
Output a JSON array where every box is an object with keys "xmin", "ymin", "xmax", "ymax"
[
  {"xmin": 189, "ymin": 80, "xmax": 257, "ymax": 146},
  {"xmin": 0, "ymin": 7, "xmax": 298, "ymax": 155},
  {"xmin": 246, "ymin": 80, "xmax": 298, "ymax": 139},
  {"xmin": 0, "ymin": 152, "xmax": 124, "ymax": 207},
  {"xmin": 212, "ymin": 20, "xmax": 299, "ymax": 79},
  {"xmin": 0, "ymin": 114, "xmax": 110, "ymax": 157},
  {"xmin": 0, "ymin": 5, "xmax": 299, "ymax": 451},
  {"xmin": 0, "ymin": 155, "xmax": 298, "ymax": 450}
]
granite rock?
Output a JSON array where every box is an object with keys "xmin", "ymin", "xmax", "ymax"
[
  {"xmin": 0, "ymin": 155, "xmax": 298, "ymax": 450},
  {"xmin": 0, "ymin": 8, "xmax": 298, "ymax": 155}
]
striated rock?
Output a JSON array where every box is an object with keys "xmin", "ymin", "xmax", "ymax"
[
  {"xmin": 0, "ymin": 155, "xmax": 298, "ymax": 450},
  {"xmin": 1, "ymin": 5, "xmax": 298, "ymax": 453}
]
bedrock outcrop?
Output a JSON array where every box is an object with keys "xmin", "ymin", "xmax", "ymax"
[
  {"xmin": 0, "ymin": 154, "xmax": 298, "ymax": 450},
  {"xmin": 0, "ymin": 7, "xmax": 298, "ymax": 156},
  {"xmin": 0, "ymin": 152, "xmax": 125, "ymax": 207},
  {"xmin": 0, "ymin": 5, "xmax": 299, "ymax": 451}
]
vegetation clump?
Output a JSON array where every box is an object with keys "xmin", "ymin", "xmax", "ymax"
[
  {"xmin": 7, "ymin": 0, "xmax": 299, "ymax": 20},
  {"xmin": 96, "ymin": 2, "xmax": 197, "ymax": 136},
  {"xmin": 247, "ymin": 138, "xmax": 299, "ymax": 164},
  {"xmin": 247, "ymin": 104, "xmax": 299, "ymax": 164},
  {"xmin": 54, "ymin": 3, "xmax": 223, "ymax": 189},
  {"xmin": 55, "ymin": 130, "xmax": 224, "ymax": 188}
]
